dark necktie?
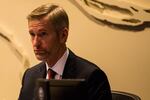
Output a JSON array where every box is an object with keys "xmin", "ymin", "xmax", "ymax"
[{"xmin": 47, "ymin": 69, "xmax": 56, "ymax": 79}]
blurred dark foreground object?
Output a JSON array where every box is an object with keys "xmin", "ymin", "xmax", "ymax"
[{"xmin": 34, "ymin": 78, "xmax": 87, "ymax": 100}]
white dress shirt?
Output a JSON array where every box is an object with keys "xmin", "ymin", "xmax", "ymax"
[{"xmin": 46, "ymin": 48, "xmax": 69, "ymax": 79}]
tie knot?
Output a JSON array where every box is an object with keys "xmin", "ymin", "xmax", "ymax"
[{"xmin": 47, "ymin": 69, "xmax": 56, "ymax": 79}]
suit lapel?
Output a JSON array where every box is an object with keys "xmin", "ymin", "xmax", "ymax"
[
  {"xmin": 62, "ymin": 50, "xmax": 77, "ymax": 78},
  {"xmin": 34, "ymin": 62, "xmax": 47, "ymax": 79}
]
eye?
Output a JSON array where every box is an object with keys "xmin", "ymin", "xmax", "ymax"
[
  {"xmin": 39, "ymin": 32, "xmax": 47, "ymax": 37},
  {"xmin": 29, "ymin": 32, "xmax": 35, "ymax": 37},
  {"xmin": 41, "ymin": 32, "xmax": 46, "ymax": 35}
]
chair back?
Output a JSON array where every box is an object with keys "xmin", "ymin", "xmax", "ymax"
[{"xmin": 112, "ymin": 90, "xmax": 141, "ymax": 100}]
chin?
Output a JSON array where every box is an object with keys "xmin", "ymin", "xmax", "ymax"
[{"xmin": 36, "ymin": 55, "xmax": 47, "ymax": 61}]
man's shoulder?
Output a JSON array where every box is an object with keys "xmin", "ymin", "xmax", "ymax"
[
  {"xmin": 22, "ymin": 62, "xmax": 46, "ymax": 80},
  {"xmin": 30, "ymin": 62, "xmax": 45, "ymax": 69},
  {"xmin": 76, "ymin": 56, "xmax": 100, "ymax": 71},
  {"xmin": 69, "ymin": 51, "xmax": 99, "ymax": 70},
  {"xmin": 71, "ymin": 55, "xmax": 107, "ymax": 80},
  {"xmin": 25, "ymin": 62, "xmax": 45, "ymax": 73},
  {"xmin": 69, "ymin": 50, "xmax": 101, "ymax": 71}
]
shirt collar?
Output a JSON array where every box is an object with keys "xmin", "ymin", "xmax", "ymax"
[{"xmin": 46, "ymin": 48, "xmax": 69, "ymax": 76}]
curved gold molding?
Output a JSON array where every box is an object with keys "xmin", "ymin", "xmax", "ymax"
[
  {"xmin": 69, "ymin": 0, "xmax": 150, "ymax": 31},
  {"xmin": 0, "ymin": 25, "xmax": 30, "ymax": 79}
]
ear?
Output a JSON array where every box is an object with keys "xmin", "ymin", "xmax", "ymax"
[{"xmin": 59, "ymin": 27, "xmax": 68, "ymax": 43}]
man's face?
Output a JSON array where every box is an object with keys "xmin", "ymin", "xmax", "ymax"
[{"xmin": 28, "ymin": 18, "xmax": 63, "ymax": 61}]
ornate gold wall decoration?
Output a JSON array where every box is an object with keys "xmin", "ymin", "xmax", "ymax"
[
  {"xmin": 0, "ymin": 26, "xmax": 30, "ymax": 79},
  {"xmin": 69, "ymin": 0, "xmax": 150, "ymax": 31}
]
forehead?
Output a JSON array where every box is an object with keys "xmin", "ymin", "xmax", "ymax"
[{"xmin": 28, "ymin": 18, "xmax": 52, "ymax": 31}]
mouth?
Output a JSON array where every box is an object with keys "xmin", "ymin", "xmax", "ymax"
[{"xmin": 34, "ymin": 50, "xmax": 46, "ymax": 55}]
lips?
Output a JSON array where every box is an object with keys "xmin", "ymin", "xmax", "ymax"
[{"xmin": 34, "ymin": 50, "xmax": 46, "ymax": 55}]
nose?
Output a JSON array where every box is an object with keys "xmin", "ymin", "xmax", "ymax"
[{"xmin": 32, "ymin": 35, "xmax": 41, "ymax": 49}]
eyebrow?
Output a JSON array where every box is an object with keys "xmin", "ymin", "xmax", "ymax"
[{"xmin": 29, "ymin": 28, "xmax": 47, "ymax": 33}]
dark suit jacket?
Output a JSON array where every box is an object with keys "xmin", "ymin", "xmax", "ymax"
[{"xmin": 18, "ymin": 50, "xmax": 112, "ymax": 100}]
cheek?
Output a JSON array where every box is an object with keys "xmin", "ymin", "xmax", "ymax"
[{"xmin": 43, "ymin": 37, "xmax": 58, "ymax": 49}]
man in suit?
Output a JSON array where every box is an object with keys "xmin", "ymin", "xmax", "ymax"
[{"xmin": 18, "ymin": 4, "xmax": 112, "ymax": 100}]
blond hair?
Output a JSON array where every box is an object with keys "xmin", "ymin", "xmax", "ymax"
[{"xmin": 27, "ymin": 4, "xmax": 69, "ymax": 32}]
